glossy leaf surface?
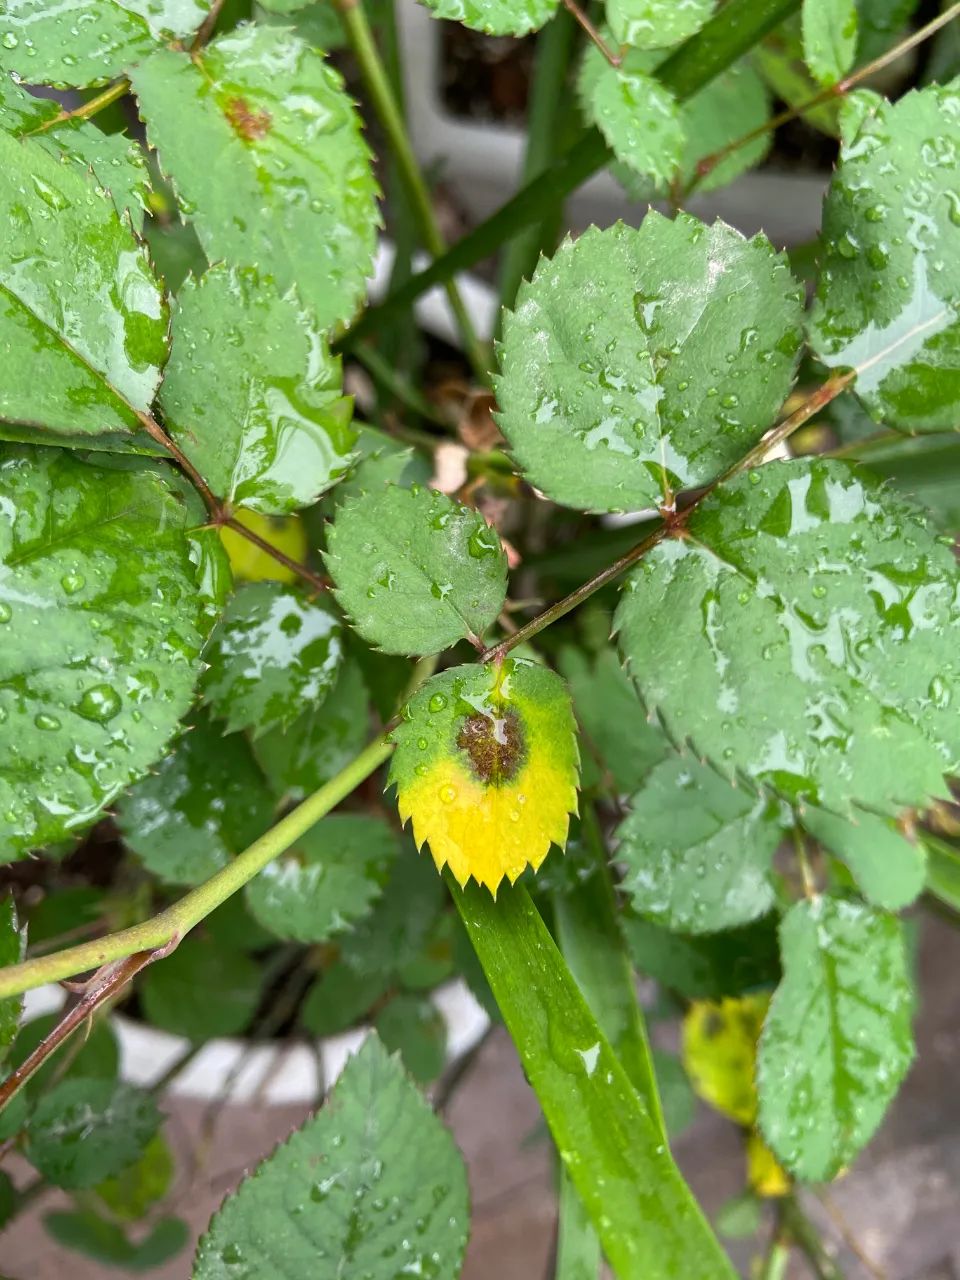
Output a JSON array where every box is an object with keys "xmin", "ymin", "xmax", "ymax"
[
  {"xmin": 202, "ymin": 583, "xmax": 343, "ymax": 738},
  {"xmin": 245, "ymin": 813, "xmax": 398, "ymax": 943},
  {"xmin": 615, "ymin": 459, "xmax": 960, "ymax": 816},
  {"xmin": 809, "ymin": 85, "xmax": 960, "ymax": 431},
  {"xmin": 325, "ymin": 485, "xmax": 508, "ymax": 655},
  {"xmin": 420, "ymin": 0, "xmax": 558, "ymax": 37},
  {"xmin": 132, "ymin": 25, "xmax": 379, "ymax": 333},
  {"xmin": 25, "ymin": 1080, "xmax": 160, "ymax": 1189},
  {"xmin": 496, "ymin": 215, "xmax": 803, "ymax": 512},
  {"xmin": 140, "ymin": 935, "xmax": 262, "ymax": 1042},
  {"xmin": 801, "ymin": 0, "xmax": 857, "ymax": 85},
  {"xmin": 0, "ymin": 129, "xmax": 167, "ymax": 444},
  {"xmin": 117, "ymin": 717, "xmax": 275, "ymax": 886},
  {"xmin": 758, "ymin": 895, "xmax": 913, "ymax": 1181},
  {"xmin": 194, "ymin": 1035, "xmax": 469, "ymax": 1280},
  {"xmin": 801, "ymin": 806, "xmax": 926, "ymax": 909},
  {"xmin": 605, "ymin": 0, "xmax": 715, "ymax": 49},
  {"xmin": 579, "ymin": 46, "xmax": 683, "ymax": 187},
  {"xmin": 617, "ymin": 757, "xmax": 783, "ymax": 933},
  {"xmin": 391, "ymin": 660, "xmax": 579, "ymax": 893},
  {"xmin": 0, "ymin": 450, "xmax": 224, "ymax": 860},
  {"xmin": 161, "ymin": 266, "xmax": 355, "ymax": 514},
  {"xmin": 0, "ymin": 0, "xmax": 210, "ymax": 87}
]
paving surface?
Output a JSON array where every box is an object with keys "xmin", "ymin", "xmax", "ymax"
[{"xmin": 2, "ymin": 910, "xmax": 958, "ymax": 1279}]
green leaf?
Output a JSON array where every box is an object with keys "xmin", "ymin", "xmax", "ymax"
[
  {"xmin": 678, "ymin": 62, "xmax": 771, "ymax": 194},
  {"xmin": 622, "ymin": 913, "xmax": 781, "ymax": 999},
  {"xmin": 754, "ymin": 14, "xmax": 840, "ymax": 136},
  {"xmin": 25, "ymin": 1079, "xmax": 160, "ymax": 1189},
  {"xmin": 615, "ymin": 459, "xmax": 960, "ymax": 817},
  {"xmin": 0, "ymin": 130, "xmax": 167, "ymax": 446},
  {"xmin": 391, "ymin": 660, "xmax": 579, "ymax": 893},
  {"xmin": 757, "ymin": 895, "xmax": 913, "ymax": 1181},
  {"xmin": 455, "ymin": 882, "xmax": 737, "ymax": 1279},
  {"xmin": 374, "ymin": 994, "xmax": 447, "ymax": 1084},
  {"xmin": 0, "ymin": 0, "xmax": 210, "ymax": 87},
  {"xmin": 202, "ymin": 583, "xmax": 344, "ymax": 738},
  {"xmin": 339, "ymin": 848, "xmax": 445, "ymax": 977},
  {"xmin": 605, "ymin": 0, "xmax": 715, "ymax": 49},
  {"xmin": 801, "ymin": 0, "xmax": 857, "ymax": 84},
  {"xmin": 0, "ymin": 898, "xmax": 24, "ymax": 1065},
  {"xmin": 160, "ymin": 265, "xmax": 355, "ymax": 515},
  {"xmin": 206, "ymin": 893, "xmax": 275, "ymax": 954},
  {"xmin": 300, "ymin": 963, "xmax": 389, "ymax": 1038},
  {"xmin": 131, "ymin": 24, "xmax": 379, "ymax": 333},
  {"xmin": 96, "ymin": 1132, "xmax": 175, "ymax": 1221},
  {"xmin": 245, "ymin": 813, "xmax": 398, "ymax": 943},
  {"xmin": 325, "ymin": 484, "xmax": 508, "ymax": 655},
  {"xmin": 558, "ymin": 646, "xmax": 668, "ymax": 793},
  {"xmin": 578, "ymin": 46, "xmax": 683, "ymax": 187},
  {"xmin": 801, "ymin": 807, "xmax": 926, "ymax": 909},
  {"xmin": 325, "ymin": 425, "xmax": 429, "ymax": 512},
  {"xmin": 193, "ymin": 1034, "xmax": 469, "ymax": 1280},
  {"xmin": 617, "ymin": 757, "xmax": 784, "ymax": 933},
  {"xmin": 253, "ymin": 660, "xmax": 370, "ymax": 802},
  {"xmin": 117, "ymin": 716, "xmax": 275, "ymax": 886},
  {"xmin": 809, "ymin": 85, "xmax": 960, "ymax": 431},
  {"xmin": 714, "ymin": 1191, "xmax": 763, "ymax": 1240},
  {"xmin": 139, "ymin": 935, "xmax": 262, "ymax": 1041},
  {"xmin": 496, "ymin": 215, "xmax": 804, "ymax": 513},
  {"xmin": 851, "ymin": 436, "xmax": 960, "ymax": 534},
  {"xmin": 856, "ymin": 0, "xmax": 919, "ymax": 62},
  {"xmin": 45, "ymin": 1211, "xmax": 189, "ymax": 1271},
  {"xmin": 0, "ymin": 450, "xmax": 225, "ymax": 860},
  {"xmin": 419, "ymin": 0, "xmax": 558, "ymax": 37}
]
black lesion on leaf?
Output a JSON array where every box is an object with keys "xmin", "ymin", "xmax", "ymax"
[{"xmin": 456, "ymin": 710, "xmax": 525, "ymax": 785}]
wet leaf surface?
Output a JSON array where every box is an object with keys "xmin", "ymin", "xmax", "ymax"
[
  {"xmin": 25, "ymin": 1080, "xmax": 160, "ymax": 1189},
  {"xmin": 578, "ymin": 45, "xmax": 684, "ymax": 187},
  {"xmin": 801, "ymin": 0, "xmax": 858, "ymax": 85},
  {"xmin": 605, "ymin": 0, "xmax": 715, "ymax": 50},
  {"xmin": 420, "ymin": 0, "xmax": 558, "ymax": 37}
]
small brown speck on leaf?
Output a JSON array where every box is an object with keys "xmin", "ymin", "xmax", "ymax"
[
  {"xmin": 456, "ymin": 710, "xmax": 525, "ymax": 785},
  {"xmin": 225, "ymin": 96, "xmax": 272, "ymax": 141}
]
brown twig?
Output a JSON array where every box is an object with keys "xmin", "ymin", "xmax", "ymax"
[
  {"xmin": 191, "ymin": 0, "xmax": 228, "ymax": 51},
  {"xmin": 560, "ymin": 0, "xmax": 622, "ymax": 66}
]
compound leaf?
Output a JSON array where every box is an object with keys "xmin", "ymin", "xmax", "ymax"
[
  {"xmin": 193, "ymin": 1034, "xmax": 469, "ymax": 1280},
  {"xmin": 496, "ymin": 215, "xmax": 803, "ymax": 513},
  {"xmin": 390, "ymin": 659, "xmax": 579, "ymax": 894},
  {"xmin": 325, "ymin": 485, "xmax": 508, "ymax": 655},
  {"xmin": 419, "ymin": 0, "xmax": 558, "ymax": 37},
  {"xmin": 757, "ymin": 895, "xmax": 913, "ymax": 1181},
  {"xmin": 132, "ymin": 24, "xmax": 379, "ymax": 333},
  {"xmin": 615, "ymin": 458, "xmax": 960, "ymax": 818},
  {"xmin": 160, "ymin": 265, "xmax": 355, "ymax": 515},
  {"xmin": 809, "ymin": 85, "xmax": 960, "ymax": 431},
  {"xmin": 0, "ymin": 450, "xmax": 225, "ymax": 860},
  {"xmin": 25, "ymin": 1079, "xmax": 160, "ymax": 1190},
  {"xmin": 801, "ymin": 0, "xmax": 858, "ymax": 85}
]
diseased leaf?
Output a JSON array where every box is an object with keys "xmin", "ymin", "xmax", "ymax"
[
  {"xmin": 325, "ymin": 484, "xmax": 508, "ymax": 655},
  {"xmin": 245, "ymin": 813, "xmax": 399, "ymax": 943},
  {"xmin": 131, "ymin": 24, "xmax": 379, "ymax": 333},
  {"xmin": 809, "ymin": 85, "xmax": 960, "ymax": 431},
  {"xmin": 117, "ymin": 716, "xmax": 275, "ymax": 886},
  {"xmin": 0, "ymin": 450, "xmax": 226, "ymax": 861},
  {"xmin": 757, "ymin": 895, "xmax": 914, "ymax": 1181},
  {"xmin": 682, "ymin": 995, "xmax": 769, "ymax": 1124},
  {"xmin": 0, "ymin": 897, "xmax": 24, "ymax": 1066},
  {"xmin": 801, "ymin": 807, "xmax": 926, "ymax": 910},
  {"xmin": 801, "ymin": 0, "xmax": 858, "ymax": 85},
  {"xmin": 0, "ymin": 0, "xmax": 211, "ymax": 88},
  {"xmin": 374, "ymin": 994, "xmax": 447, "ymax": 1084},
  {"xmin": 617, "ymin": 757, "xmax": 784, "ymax": 934},
  {"xmin": 391, "ymin": 660, "xmax": 579, "ymax": 894},
  {"xmin": 25, "ymin": 1080, "xmax": 160, "ymax": 1190},
  {"xmin": 605, "ymin": 0, "xmax": 714, "ymax": 50},
  {"xmin": 160, "ymin": 266, "xmax": 355, "ymax": 515},
  {"xmin": 578, "ymin": 45, "xmax": 683, "ymax": 187},
  {"xmin": 496, "ymin": 215, "xmax": 803, "ymax": 512},
  {"xmin": 419, "ymin": 0, "xmax": 558, "ymax": 37},
  {"xmin": 0, "ymin": 130, "xmax": 167, "ymax": 446},
  {"xmin": 139, "ymin": 935, "xmax": 262, "ymax": 1041},
  {"xmin": 96, "ymin": 1133, "xmax": 175, "ymax": 1222},
  {"xmin": 615, "ymin": 459, "xmax": 960, "ymax": 817},
  {"xmin": 622, "ymin": 913, "xmax": 781, "ymax": 1000},
  {"xmin": 193, "ymin": 1034, "xmax": 469, "ymax": 1280},
  {"xmin": 202, "ymin": 583, "xmax": 343, "ymax": 738},
  {"xmin": 746, "ymin": 1133, "xmax": 790, "ymax": 1198}
]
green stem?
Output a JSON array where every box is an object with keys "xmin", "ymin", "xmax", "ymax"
[
  {"xmin": 780, "ymin": 1193, "xmax": 845, "ymax": 1280},
  {"xmin": 339, "ymin": 0, "xmax": 801, "ymax": 348},
  {"xmin": 336, "ymin": 0, "xmax": 490, "ymax": 385},
  {"xmin": 22, "ymin": 78, "xmax": 131, "ymax": 137},
  {"xmin": 759, "ymin": 1234, "xmax": 791, "ymax": 1280}
]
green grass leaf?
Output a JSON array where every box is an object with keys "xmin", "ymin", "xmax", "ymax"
[
  {"xmin": 0, "ymin": 129, "xmax": 167, "ymax": 445},
  {"xmin": 615, "ymin": 458, "xmax": 960, "ymax": 817},
  {"xmin": 801, "ymin": 807, "xmax": 926, "ymax": 910},
  {"xmin": 801, "ymin": 0, "xmax": 858, "ymax": 85},
  {"xmin": 496, "ymin": 215, "xmax": 803, "ymax": 512},
  {"xmin": 202, "ymin": 583, "xmax": 344, "ymax": 738},
  {"xmin": 757, "ymin": 895, "xmax": 913, "ymax": 1181},
  {"xmin": 0, "ymin": 450, "xmax": 225, "ymax": 860},
  {"xmin": 117, "ymin": 716, "xmax": 276, "ymax": 887},
  {"xmin": 605, "ymin": 0, "xmax": 715, "ymax": 49},
  {"xmin": 131, "ymin": 24, "xmax": 379, "ymax": 334},
  {"xmin": 325, "ymin": 485, "xmax": 508, "ymax": 655},
  {"xmin": 160, "ymin": 265, "xmax": 355, "ymax": 514},
  {"xmin": 578, "ymin": 45, "xmax": 684, "ymax": 186},
  {"xmin": 617, "ymin": 756, "xmax": 784, "ymax": 933},
  {"xmin": 420, "ymin": 0, "xmax": 558, "ymax": 36},
  {"xmin": 193, "ymin": 1034, "xmax": 469, "ymax": 1280},
  {"xmin": 25, "ymin": 1080, "xmax": 160, "ymax": 1189},
  {"xmin": 809, "ymin": 84, "xmax": 960, "ymax": 431},
  {"xmin": 245, "ymin": 813, "xmax": 399, "ymax": 943},
  {"xmin": 140, "ymin": 935, "xmax": 262, "ymax": 1042},
  {"xmin": 0, "ymin": 897, "xmax": 24, "ymax": 1067}
]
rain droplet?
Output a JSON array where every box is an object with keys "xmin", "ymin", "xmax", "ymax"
[
  {"xmin": 428, "ymin": 693, "xmax": 448, "ymax": 713},
  {"xmin": 34, "ymin": 713, "xmax": 60, "ymax": 731},
  {"xmin": 0, "ymin": 603, "xmax": 11, "ymax": 623},
  {"xmin": 74, "ymin": 683, "xmax": 122, "ymax": 724},
  {"xmin": 439, "ymin": 785, "xmax": 457, "ymax": 804},
  {"xmin": 60, "ymin": 571, "xmax": 85, "ymax": 595}
]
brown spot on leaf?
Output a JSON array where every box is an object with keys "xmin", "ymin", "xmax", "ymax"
[
  {"xmin": 456, "ymin": 710, "xmax": 524, "ymax": 785},
  {"xmin": 225, "ymin": 97, "xmax": 272, "ymax": 141}
]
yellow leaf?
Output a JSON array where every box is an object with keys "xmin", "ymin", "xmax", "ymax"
[
  {"xmin": 220, "ymin": 510, "xmax": 307, "ymax": 584},
  {"xmin": 746, "ymin": 1131, "xmax": 790, "ymax": 1198},
  {"xmin": 390, "ymin": 659, "xmax": 579, "ymax": 895},
  {"xmin": 682, "ymin": 994, "xmax": 769, "ymax": 1126}
]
